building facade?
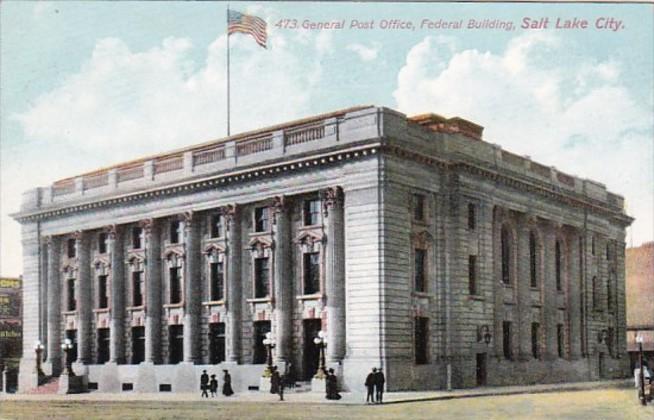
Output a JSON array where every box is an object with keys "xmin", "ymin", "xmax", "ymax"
[
  {"xmin": 626, "ymin": 242, "xmax": 654, "ymax": 370},
  {"xmin": 12, "ymin": 106, "xmax": 632, "ymax": 393}
]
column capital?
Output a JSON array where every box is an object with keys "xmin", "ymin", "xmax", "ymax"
[
  {"xmin": 321, "ymin": 186, "xmax": 343, "ymax": 216},
  {"xmin": 271, "ymin": 195, "xmax": 288, "ymax": 225},
  {"xmin": 139, "ymin": 218, "xmax": 155, "ymax": 234},
  {"xmin": 180, "ymin": 210, "xmax": 194, "ymax": 232},
  {"xmin": 104, "ymin": 224, "xmax": 120, "ymax": 240},
  {"xmin": 222, "ymin": 204, "xmax": 238, "ymax": 224}
]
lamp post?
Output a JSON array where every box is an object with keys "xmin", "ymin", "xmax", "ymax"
[
  {"xmin": 61, "ymin": 338, "xmax": 75, "ymax": 376},
  {"xmin": 34, "ymin": 340, "xmax": 45, "ymax": 377},
  {"xmin": 480, "ymin": 325, "xmax": 492, "ymax": 346},
  {"xmin": 262, "ymin": 332, "xmax": 275, "ymax": 376},
  {"xmin": 636, "ymin": 332, "xmax": 646, "ymax": 406},
  {"xmin": 313, "ymin": 330, "xmax": 327, "ymax": 379}
]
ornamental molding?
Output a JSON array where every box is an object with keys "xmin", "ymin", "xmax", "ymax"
[
  {"xmin": 411, "ymin": 230, "xmax": 434, "ymax": 249},
  {"xmin": 248, "ymin": 235, "xmax": 273, "ymax": 254},
  {"xmin": 321, "ymin": 186, "xmax": 343, "ymax": 217},
  {"xmin": 203, "ymin": 242, "xmax": 227, "ymax": 256},
  {"xmin": 294, "ymin": 229, "xmax": 325, "ymax": 252},
  {"xmin": 13, "ymin": 145, "xmax": 378, "ymax": 224},
  {"xmin": 92, "ymin": 256, "xmax": 111, "ymax": 270}
]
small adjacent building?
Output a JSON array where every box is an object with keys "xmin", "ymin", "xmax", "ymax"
[
  {"xmin": 626, "ymin": 242, "xmax": 654, "ymax": 370},
  {"xmin": 11, "ymin": 106, "xmax": 632, "ymax": 393},
  {"xmin": 0, "ymin": 276, "xmax": 22, "ymax": 392}
]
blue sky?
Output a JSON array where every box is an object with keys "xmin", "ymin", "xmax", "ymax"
[{"xmin": 1, "ymin": 1, "xmax": 652, "ymax": 276}]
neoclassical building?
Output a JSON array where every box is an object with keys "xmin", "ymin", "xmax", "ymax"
[{"xmin": 12, "ymin": 106, "xmax": 632, "ymax": 393}]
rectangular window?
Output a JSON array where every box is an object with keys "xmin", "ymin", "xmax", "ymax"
[
  {"xmin": 98, "ymin": 275, "xmax": 109, "ymax": 309},
  {"xmin": 98, "ymin": 232, "xmax": 108, "ymax": 254},
  {"xmin": 67, "ymin": 278, "xmax": 76, "ymax": 311},
  {"xmin": 555, "ymin": 241, "xmax": 562, "ymax": 291},
  {"xmin": 210, "ymin": 214, "xmax": 223, "ymax": 238},
  {"xmin": 253, "ymin": 321, "xmax": 271, "ymax": 364},
  {"xmin": 303, "ymin": 252, "xmax": 320, "ymax": 295},
  {"xmin": 168, "ymin": 325, "xmax": 184, "ymax": 364},
  {"xmin": 607, "ymin": 327, "xmax": 615, "ymax": 357},
  {"xmin": 529, "ymin": 233, "xmax": 537, "ymax": 288},
  {"xmin": 501, "ymin": 228, "xmax": 511, "ymax": 285},
  {"xmin": 210, "ymin": 262, "xmax": 224, "ymax": 301},
  {"xmin": 557, "ymin": 324, "xmax": 564, "ymax": 358},
  {"xmin": 67, "ymin": 238, "xmax": 76, "ymax": 258},
  {"xmin": 254, "ymin": 257, "xmax": 270, "ymax": 298},
  {"xmin": 502, "ymin": 321, "xmax": 512, "ymax": 360},
  {"xmin": 413, "ymin": 194, "xmax": 425, "ymax": 221},
  {"xmin": 592, "ymin": 276, "xmax": 599, "ymax": 311},
  {"xmin": 169, "ymin": 267, "xmax": 182, "ymax": 304},
  {"xmin": 531, "ymin": 322, "xmax": 540, "ymax": 359},
  {"xmin": 209, "ymin": 323, "xmax": 226, "ymax": 364},
  {"xmin": 303, "ymin": 199, "xmax": 321, "ymax": 226},
  {"xmin": 414, "ymin": 317, "xmax": 429, "ymax": 364},
  {"xmin": 170, "ymin": 220, "xmax": 181, "ymax": 244},
  {"xmin": 254, "ymin": 207, "xmax": 269, "ymax": 232},
  {"xmin": 414, "ymin": 249, "xmax": 426, "ymax": 293},
  {"xmin": 132, "ymin": 227, "xmax": 143, "ymax": 249},
  {"xmin": 468, "ymin": 255, "xmax": 477, "ymax": 295},
  {"xmin": 131, "ymin": 326, "xmax": 145, "ymax": 364},
  {"xmin": 132, "ymin": 271, "xmax": 144, "ymax": 307},
  {"xmin": 591, "ymin": 236, "xmax": 596, "ymax": 256},
  {"xmin": 97, "ymin": 328, "xmax": 110, "ymax": 364},
  {"xmin": 468, "ymin": 203, "xmax": 476, "ymax": 230}
]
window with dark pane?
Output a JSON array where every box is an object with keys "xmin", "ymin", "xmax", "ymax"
[
  {"xmin": 529, "ymin": 232, "xmax": 537, "ymax": 287},
  {"xmin": 503, "ymin": 321, "xmax": 512, "ymax": 360},
  {"xmin": 210, "ymin": 262, "xmax": 224, "ymax": 301},
  {"xmin": 468, "ymin": 203, "xmax": 476, "ymax": 230},
  {"xmin": 132, "ymin": 271, "xmax": 144, "ymax": 307},
  {"xmin": 303, "ymin": 252, "xmax": 320, "ymax": 295},
  {"xmin": 254, "ymin": 207, "xmax": 269, "ymax": 232},
  {"xmin": 98, "ymin": 275, "xmax": 108, "ymax": 309},
  {"xmin": 413, "ymin": 194, "xmax": 425, "ymax": 221},
  {"xmin": 555, "ymin": 241, "xmax": 562, "ymax": 291},
  {"xmin": 169, "ymin": 267, "xmax": 182, "ymax": 304},
  {"xmin": 501, "ymin": 227, "xmax": 511, "ymax": 285},
  {"xmin": 98, "ymin": 232, "xmax": 108, "ymax": 254},
  {"xmin": 531, "ymin": 322, "xmax": 540, "ymax": 359},
  {"xmin": 468, "ymin": 255, "xmax": 477, "ymax": 295},
  {"xmin": 209, "ymin": 323, "xmax": 226, "ymax": 364},
  {"xmin": 132, "ymin": 227, "xmax": 143, "ymax": 249},
  {"xmin": 303, "ymin": 198, "xmax": 321, "ymax": 226},
  {"xmin": 67, "ymin": 238, "xmax": 76, "ymax": 258},
  {"xmin": 67, "ymin": 278, "xmax": 76, "ymax": 311},
  {"xmin": 414, "ymin": 249, "xmax": 426, "ymax": 293},
  {"xmin": 414, "ymin": 317, "xmax": 429, "ymax": 365},
  {"xmin": 210, "ymin": 213, "xmax": 223, "ymax": 238},
  {"xmin": 254, "ymin": 257, "xmax": 270, "ymax": 298}
]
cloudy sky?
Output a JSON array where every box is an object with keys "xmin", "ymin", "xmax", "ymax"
[{"xmin": 1, "ymin": 2, "xmax": 652, "ymax": 276}]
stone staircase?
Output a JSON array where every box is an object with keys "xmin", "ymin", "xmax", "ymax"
[{"xmin": 27, "ymin": 376, "xmax": 59, "ymax": 394}]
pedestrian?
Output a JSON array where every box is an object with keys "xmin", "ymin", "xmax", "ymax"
[
  {"xmin": 200, "ymin": 369, "xmax": 209, "ymax": 398},
  {"xmin": 326, "ymin": 368, "xmax": 341, "ymax": 400},
  {"xmin": 365, "ymin": 367, "xmax": 376, "ymax": 404},
  {"xmin": 278, "ymin": 368, "xmax": 286, "ymax": 401},
  {"xmin": 270, "ymin": 365, "xmax": 280, "ymax": 395},
  {"xmin": 374, "ymin": 367, "xmax": 385, "ymax": 404},
  {"xmin": 222, "ymin": 369, "xmax": 234, "ymax": 396},
  {"xmin": 285, "ymin": 362, "xmax": 296, "ymax": 389},
  {"xmin": 209, "ymin": 374, "xmax": 218, "ymax": 398}
]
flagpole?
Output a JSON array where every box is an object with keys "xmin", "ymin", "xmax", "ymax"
[{"xmin": 226, "ymin": 3, "xmax": 231, "ymax": 137}]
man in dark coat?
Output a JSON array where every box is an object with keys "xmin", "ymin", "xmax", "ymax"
[
  {"xmin": 200, "ymin": 370, "xmax": 209, "ymax": 398},
  {"xmin": 270, "ymin": 366, "xmax": 280, "ymax": 395},
  {"xmin": 209, "ymin": 374, "xmax": 218, "ymax": 398},
  {"xmin": 365, "ymin": 368, "xmax": 376, "ymax": 404},
  {"xmin": 325, "ymin": 368, "xmax": 341, "ymax": 400},
  {"xmin": 374, "ymin": 367, "xmax": 385, "ymax": 404}
]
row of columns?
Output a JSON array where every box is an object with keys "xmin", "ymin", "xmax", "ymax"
[{"xmin": 42, "ymin": 189, "xmax": 346, "ymax": 373}]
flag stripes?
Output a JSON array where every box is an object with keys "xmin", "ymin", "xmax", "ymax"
[{"xmin": 228, "ymin": 10, "xmax": 267, "ymax": 49}]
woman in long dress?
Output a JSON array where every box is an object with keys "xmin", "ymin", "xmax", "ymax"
[{"xmin": 222, "ymin": 370, "xmax": 234, "ymax": 396}]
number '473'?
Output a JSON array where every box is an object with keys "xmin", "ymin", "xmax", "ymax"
[{"xmin": 275, "ymin": 19, "xmax": 298, "ymax": 29}]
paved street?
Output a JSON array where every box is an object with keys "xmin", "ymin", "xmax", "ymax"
[{"xmin": 1, "ymin": 383, "xmax": 652, "ymax": 419}]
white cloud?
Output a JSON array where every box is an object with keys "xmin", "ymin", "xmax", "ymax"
[
  {"xmin": 394, "ymin": 32, "xmax": 653, "ymax": 246},
  {"xmin": 2, "ymin": 28, "xmax": 331, "ymax": 276},
  {"xmin": 346, "ymin": 42, "xmax": 381, "ymax": 62},
  {"xmin": 33, "ymin": 1, "xmax": 54, "ymax": 19}
]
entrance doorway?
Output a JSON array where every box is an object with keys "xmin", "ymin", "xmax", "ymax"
[
  {"xmin": 476, "ymin": 353, "xmax": 487, "ymax": 386},
  {"xmin": 303, "ymin": 319, "xmax": 321, "ymax": 380}
]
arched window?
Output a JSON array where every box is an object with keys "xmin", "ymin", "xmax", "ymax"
[
  {"xmin": 555, "ymin": 241, "xmax": 562, "ymax": 291},
  {"xmin": 529, "ymin": 232, "xmax": 537, "ymax": 288},
  {"xmin": 501, "ymin": 226, "xmax": 511, "ymax": 285}
]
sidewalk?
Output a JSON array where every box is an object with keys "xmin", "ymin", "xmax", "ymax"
[{"xmin": 0, "ymin": 379, "xmax": 631, "ymax": 405}]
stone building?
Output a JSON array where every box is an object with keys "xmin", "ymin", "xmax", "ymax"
[
  {"xmin": 12, "ymin": 106, "xmax": 632, "ymax": 393},
  {"xmin": 626, "ymin": 242, "xmax": 654, "ymax": 370}
]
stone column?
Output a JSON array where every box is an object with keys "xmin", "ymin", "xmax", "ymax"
[
  {"xmin": 183, "ymin": 212, "xmax": 202, "ymax": 363},
  {"xmin": 143, "ymin": 219, "xmax": 162, "ymax": 364},
  {"xmin": 76, "ymin": 231, "xmax": 92, "ymax": 364},
  {"xmin": 568, "ymin": 231, "xmax": 582, "ymax": 359},
  {"xmin": 108, "ymin": 226, "xmax": 125, "ymax": 363},
  {"xmin": 225, "ymin": 205, "xmax": 242, "ymax": 363},
  {"xmin": 542, "ymin": 224, "xmax": 558, "ymax": 359},
  {"xmin": 516, "ymin": 222, "xmax": 532, "ymax": 360},
  {"xmin": 272, "ymin": 196, "xmax": 292, "ymax": 363},
  {"xmin": 323, "ymin": 187, "xmax": 346, "ymax": 363},
  {"xmin": 46, "ymin": 236, "xmax": 62, "ymax": 375}
]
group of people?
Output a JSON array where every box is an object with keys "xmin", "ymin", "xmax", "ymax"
[
  {"xmin": 364, "ymin": 367, "xmax": 385, "ymax": 404},
  {"xmin": 200, "ymin": 369, "xmax": 234, "ymax": 398}
]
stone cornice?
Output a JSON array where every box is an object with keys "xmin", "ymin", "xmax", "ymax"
[
  {"xmin": 13, "ymin": 144, "xmax": 379, "ymax": 224},
  {"xmin": 382, "ymin": 145, "xmax": 632, "ymax": 226}
]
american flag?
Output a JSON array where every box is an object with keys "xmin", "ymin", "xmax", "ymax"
[{"xmin": 228, "ymin": 10, "xmax": 267, "ymax": 49}]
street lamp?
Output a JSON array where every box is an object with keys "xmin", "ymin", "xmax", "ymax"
[
  {"xmin": 60, "ymin": 338, "xmax": 75, "ymax": 376},
  {"xmin": 313, "ymin": 330, "xmax": 328, "ymax": 379},
  {"xmin": 262, "ymin": 332, "xmax": 275, "ymax": 376},
  {"xmin": 636, "ymin": 332, "xmax": 647, "ymax": 406},
  {"xmin": 33, "ymin": 340, "xmax": 45, "ymax": 377}
]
